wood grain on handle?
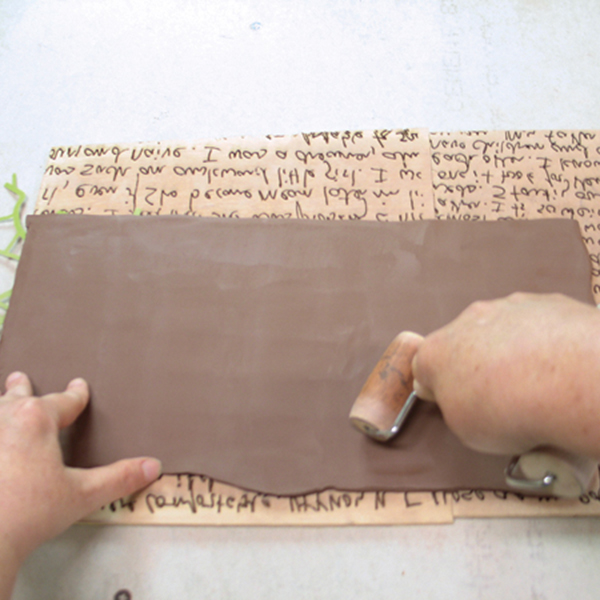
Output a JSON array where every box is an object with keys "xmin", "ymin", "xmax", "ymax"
[{"xmin": 349, "ymin": 331, "xmax": 423, "ymax": 438}]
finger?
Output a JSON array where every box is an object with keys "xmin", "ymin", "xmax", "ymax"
[
  {"xmin": 42, "ymin": 378, "xmax": 90, "ymax": 429},
  {"xmin": 73, "ymin": 457, "xmax": 162, "ymax": 516},
  {"xmin": 412, "ymin": 353, "xmax": 436, "ymax": 402},
  {"xmin": 3, "ymin": 371, "xmax": 33, "ymax": 400}
]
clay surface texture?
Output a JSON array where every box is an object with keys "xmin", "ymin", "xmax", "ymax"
[{"xmin": 0, "ymin": 216, "xmax": 593, "ymax": 494}]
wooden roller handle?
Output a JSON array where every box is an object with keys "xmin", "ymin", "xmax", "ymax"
[{"xmin": 349, "ymin": 331, "xmax": 423, "ymax": 439}]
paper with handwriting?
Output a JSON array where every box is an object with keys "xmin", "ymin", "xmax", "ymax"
[
  {"xmin": 85, "ymin": 474, "xmax": 600, "ymax": 525},
  {"xmin": 35, "ymin": 128, "xmax": 600, "ymax": 524},
  {"xmin": 431, "ymin": 130, "xmax": 600, "ymax": 299},
  {"xmin": 37, "ymin": 129, "xmax": 434, "ymax": 222}
]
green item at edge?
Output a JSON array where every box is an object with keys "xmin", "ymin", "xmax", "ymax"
[{"xmin": 0, "ymin": 174, "xmax": 27, "ymax": 326}]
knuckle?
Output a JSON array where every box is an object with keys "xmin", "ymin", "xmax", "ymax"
[
  {"xmin": 549, "ymin": 292, "xmax": 566, "ymax": 302},
  {"xmin": 507, "ymin": 291, "xmax": 525, "ymax": 301},
  {"xmin": 465, "ymin": 299, "xmax": 491, "ymax": 316},
  {"xmin": 397, "ymin": 330, "xmax": 424, "ymax": 350},
  {"xmin": 14, "ymin": 397, "xmax": 53, "ymax": 434}
]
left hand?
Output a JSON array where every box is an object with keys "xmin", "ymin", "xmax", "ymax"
[{"xmin": 0, "ymin": 372, "xmax": 161, "ymax": 598}]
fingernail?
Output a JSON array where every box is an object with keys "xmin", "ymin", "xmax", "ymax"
[
  {"xmin": 68, "ymin": 378, "xmax": 87, "ymax": 389},
  {"xmin": 6, "ymin": 371, "xmax": 24, "ymax": 385},
  {"xmin": 141, "ymin": 458, "xmax": 162, "ymax": 482}
]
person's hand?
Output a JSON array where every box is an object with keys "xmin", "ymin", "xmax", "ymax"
[
  {"xmin": 412, "ymin": 293, "xmax": 600, "ymax": 460},
  {"xmin": 0, "ymin": 373, "xmax": 161, "ymax": 599}
]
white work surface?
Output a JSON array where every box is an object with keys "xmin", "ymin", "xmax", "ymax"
[{"xmin": 1, "ymin": 1, "xmax": 600, "ymax": 598}]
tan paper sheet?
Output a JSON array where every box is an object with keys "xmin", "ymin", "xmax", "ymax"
[
  {"xmin": 87, "ymin": 476, "xmax": 455, "ymax": 526},
  {"xmin": 85, "ymin": 475, "xmax": 600, "ymax": 526},
  {"xmin": 31, "ymin": 128, "xmax": 600, "ymax": 525},
  {"xmin": 36, "ymin": 129, "xmax": 434, "ymax": 221}
]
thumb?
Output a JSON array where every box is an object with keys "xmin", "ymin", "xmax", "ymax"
[{"xmin": 73, "ymin": 457, "xmax": 162, "ymax": 516}]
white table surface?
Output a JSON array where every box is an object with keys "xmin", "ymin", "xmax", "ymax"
[{"xmin": 1, "ymin": 1, "xmax": 600, "ymax": 598}]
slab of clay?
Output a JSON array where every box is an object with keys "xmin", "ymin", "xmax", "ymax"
[{"xmin": 0, "ymin": 216, "xmax": 593, "ymax": 495}]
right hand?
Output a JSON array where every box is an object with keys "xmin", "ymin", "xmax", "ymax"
[{"xmin": 412, "ymin": 293, "xmax": 600, "ymax": 460}]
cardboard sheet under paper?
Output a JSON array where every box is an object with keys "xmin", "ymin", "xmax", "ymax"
[{"xmin": 0, "ymin": 216, "xmax": 594, "ymax": 496}]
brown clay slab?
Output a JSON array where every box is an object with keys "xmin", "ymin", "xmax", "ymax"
[{"xmin": 0, "ymin": 216, "xmax": 593, "ymax": 495}]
